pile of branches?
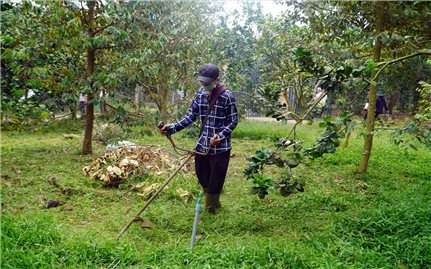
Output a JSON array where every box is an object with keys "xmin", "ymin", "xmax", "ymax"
[{"xmin": 83, "ymin": 145, "xmax": 191, "ymax": 186}]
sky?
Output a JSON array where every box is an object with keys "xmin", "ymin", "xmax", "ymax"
[{"xmin": 222, "ymin": 0, "xmax": 288, "ymax": 16}]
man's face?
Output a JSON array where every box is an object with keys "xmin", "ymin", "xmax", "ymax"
[{"xmin": 200, "ymin": 80, "xmax": 216, "ymax": 92}]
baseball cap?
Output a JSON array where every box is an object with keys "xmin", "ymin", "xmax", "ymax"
[{"xmin": 197, "ymin": 64, "xmax": 219, "ymax": 84}]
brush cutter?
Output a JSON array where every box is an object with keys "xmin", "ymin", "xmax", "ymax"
[
  {"xmin": 190, "ymin": 191, "xmax": 203, "ymax": 252},
  {"xmin": 116, "ymin": 122, "xmax": 208, "ymax": 240}
]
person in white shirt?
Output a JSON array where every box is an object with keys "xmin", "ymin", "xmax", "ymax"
[
  {"xmin": 79, "ymin": 93, "xmax": 87, "ymax": 117},
  {"xmin": 314, "ymin": 87, "xmax": 327, "ymax": 117}
]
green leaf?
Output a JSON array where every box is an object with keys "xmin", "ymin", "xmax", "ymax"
[
  {"xmin": 0, "ymin": 35, "xmax": 13, "ymax": 45},
  {"xmin": 366, "ymin": 60, "xmax": 375, "ymax": 72},
  {"xmin": 319, "ymin": 122, "xmax": 328, "ymax": 128},
  {"xmin": 408, "ymin": 144, "xmax": 418, "ymax": 151},
  {"xmin": 40, "ymin": 111, "xmax": 49, "ymax": 118},
  {"xmin": 323, "ymin": 116, "xmax": 334, "ymax": 122}
]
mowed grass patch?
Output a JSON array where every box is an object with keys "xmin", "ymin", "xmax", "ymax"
[
  {"xmin": 233, "ymin": 119, "xmax": 321, "ymax": 141},
  {"xmin": 1, "ymin": 119, "xmax": 430, "ymax": 268}
]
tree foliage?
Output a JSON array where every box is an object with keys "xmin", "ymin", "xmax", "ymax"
[
  {"xmin": 1, "ymin": 0, "xmax": 430, "ymax": 171},
  {"xmin": 278, "ymin": 0, "xmax": 431, "ymax": 173},
  {"xmin": 120, "ymin": 1, "xmax": 219, "ymax": 121},
  {"xmin": 1, "ymin": 1, "xmax": 84, "ymax": 127}
]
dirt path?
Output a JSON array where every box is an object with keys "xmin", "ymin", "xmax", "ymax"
[
  {"xmin": 246, "ymin": 117, "xmax": 297, "ymax": 124},
  {"xmin": 246, "ymin": 116, "xmax": 277, "ymax": 122}
]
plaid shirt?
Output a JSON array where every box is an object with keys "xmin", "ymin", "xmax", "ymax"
[{"xmin": 166, "ymin": 85, "xmax": 238, "ymax": 155}]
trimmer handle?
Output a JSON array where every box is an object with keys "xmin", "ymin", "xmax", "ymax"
[
  {"xmin": 157, "ymin": 121, "xmax": 165, "ymax": 129},
  {"xmin": 158, "ymin": 121, "xmax": 171, "ymax": 138}
]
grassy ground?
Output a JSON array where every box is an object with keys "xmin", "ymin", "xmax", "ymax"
[{"xmin": 1, "ymin": 119, "xmax": 430, "ymax": 268}]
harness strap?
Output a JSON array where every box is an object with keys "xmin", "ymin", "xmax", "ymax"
[{"xmin": 200, "ymin": 82, "xmax": 226, "ymax": 135}]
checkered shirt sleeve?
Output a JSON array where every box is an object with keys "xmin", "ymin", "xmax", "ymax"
[{"xmin": 166, "ymin": 88, "xmax": 238, "ymax": 155}]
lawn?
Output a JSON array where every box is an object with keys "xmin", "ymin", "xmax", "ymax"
[{"xmin": 1, "ymin": 119, "xmax": 430, "ymax": 268}]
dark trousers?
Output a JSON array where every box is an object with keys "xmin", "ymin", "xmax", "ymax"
[
  {"xmin": 79, "ymin": 101, "xmax": 86, "ymax": 116},
  {"xmin": 195, "ymin": 150, "xmax": 230, "ymax": 195},
  {"xmin": 364, "ymin": 111, "xmax": 383, "ymax": 122}
]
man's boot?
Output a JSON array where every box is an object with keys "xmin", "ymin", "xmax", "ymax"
[{"xmin": 205, "ymin": 193, "xmax": 221, "ymax": 214}]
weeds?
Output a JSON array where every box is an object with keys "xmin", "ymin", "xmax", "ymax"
[{"xmin": 1, "ymin": 119, "xmax": 430, "ymax": 268}]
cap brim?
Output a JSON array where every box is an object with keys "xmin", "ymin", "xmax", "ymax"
[{"xmin": 197, "ymin": 76, "xmax": 213, "ymax": 84}]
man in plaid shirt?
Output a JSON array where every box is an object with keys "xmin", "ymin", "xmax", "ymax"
[{"xmin": 160, "ymin": 63, "xmax": 238, "ymax": 213}]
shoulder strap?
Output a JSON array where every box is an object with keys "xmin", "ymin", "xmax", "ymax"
[{"xmin": 200, "ymin": 83, "xmax": 226, "ymax": 134}]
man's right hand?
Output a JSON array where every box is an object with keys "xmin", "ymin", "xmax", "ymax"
[
  {"xmin": 159, "ymin": 125, "xmax": 169, "ymax": 135},
  {"xmin": 158, "ymin": 123, "xmax": 169, "ymax": 136}
]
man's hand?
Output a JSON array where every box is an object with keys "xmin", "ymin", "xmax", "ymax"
[
  {"xmin": 210, "ymin": 134, "xmax": 221, "ymax": 145},
  {"xmin": 159, "ymin": 125, "xmax": 169, "ymax": 135},
  {"xmin": 158, "ymin": 122, "xmax": 169, "ymax": 136}
]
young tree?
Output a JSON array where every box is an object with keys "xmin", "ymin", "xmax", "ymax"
[
  {"xmin": 121, "ymin": 1, "xmax": 219, "ymax": 121},
  {"xmin": 282, "ymin": 0, "xmax": 431, "ymax": 173},
  {"xmin": 212, "ymin": 2, "xmax": 263, "ymax": 99},
  {"xmin": 78, "ymin": 0, "xmax": 133, "ymax": 154},
  {"xmin": 256, "ymin": 17, "xmax": 319, "ymax": 119},
  {"xmin": 1, "ymin": 1, "xmax": 85, "ymax": 125},
  {"xmin": 1, "ymin": 0, "xmax": 130, "ymax": 153}
]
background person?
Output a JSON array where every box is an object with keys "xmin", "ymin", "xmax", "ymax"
[
  {"xmin": 375, "ymin": 93, "xmax": 388, "ymax": 118},
  {"xmin": 314, "ymin": 86, "xmax": 327, "ymax": 118},
  {"xmin": 363, "ymin": 102, "xmax": 369, "ymax": 121},
  {"xmin": 99, "ymin": 90, "xmax": 107, "ymax": 113},
  {"xmin": 363, "ymin": 93, "xmax": 388, "ymax": 122},
  {"xmin": 79, "ymin": 93, "xmax": 87, "ymax": 118}
]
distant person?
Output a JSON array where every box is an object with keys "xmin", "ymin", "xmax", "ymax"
[
  {"xmin": 79, "ymin": 93, "xmax": 87, "ymax": 118},
  {"xmin": 19, "ymin": 89, "xmax": 36, "ymax": 101},
  {"xmin": 363, "ymin": 93, "xmax": 388, "ymax": 122},
  {"xmin": 363, "ymin": 102, "xmax": 369, "ymax": 121},
  {"xmin": 321, "ymin": 86, "xmax": 335, "ymax": 117},
  {"xmin": 313, "ymin": 86, "xmax": 327, "ymax": 118},
  {"xmin": 375, "ymin": 93, "xmax": 388, "ymax": 118},
  {"xmin": 99, "ymin": 90, "xmax": 107, "ymax": 113},
  {"xmin": 315, "ymin": 87, "xmax": 327, "ymax": 103},
  {"xmin": 159, "ymin": 64, "xmax": 239, "ymax": 214}
]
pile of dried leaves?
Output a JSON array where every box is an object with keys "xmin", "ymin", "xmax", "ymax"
[{"xmin": 83, "ymin": 145, "xmax": 192, "ymax": 187}]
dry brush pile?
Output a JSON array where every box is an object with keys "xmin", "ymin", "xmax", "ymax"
[{"xmin": 82, "ymin": 145, "xmax": 194, "ymax": 201}]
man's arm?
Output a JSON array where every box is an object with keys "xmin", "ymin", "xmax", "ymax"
[{"xmin": 165, "ymin": 94, "xmax": 200, "ymax": 134}]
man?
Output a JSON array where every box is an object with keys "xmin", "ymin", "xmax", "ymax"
[
  {"xmin": 79, "ymin": 93, "xmax": 87, "ymax": 118},
  {"xmin": 375, "ymin": 93, "xmax": 389, "ymax": 125},
  {"xmin": 314, "ymin": 86, "xmax": 327, "ymax": 117},
  {"xmin": 375, "ymin": 93, "xmax": 388, "ymax": 117},
  {"xmin": 159, "ymin": 63, "xmax": 238, "ymax": 213},
  {"xmin": 363, "ymin": 102, "xmax": 369, "ymax": 121},
  {"xmin": 363, "ymin": 93, "xmax": 389, "ymax": 122}
]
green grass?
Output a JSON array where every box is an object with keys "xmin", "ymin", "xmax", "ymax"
[{"xmin": 1, "ymin": 119, "xmax": 430, "ymax": 268}]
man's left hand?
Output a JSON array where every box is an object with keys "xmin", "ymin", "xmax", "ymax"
[{"xmin": 210, "ymin": 134, "xmax": 221, "ymax": 145}]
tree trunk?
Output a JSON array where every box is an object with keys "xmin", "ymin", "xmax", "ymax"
[
  {"xmin": 82, "ymin": 47, "xmax": 95, "ymax": 155},
  {"xmin": 82, "ymin": 1, "xmax": 96, "ymax": 155},
  {"xmin": 358, "ymin": 1, "xmax": 386, "ymax": 174}
]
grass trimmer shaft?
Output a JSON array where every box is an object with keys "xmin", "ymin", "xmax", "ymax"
[{"xmin": 116, "ymin": 153, "xmax": 194, "ymax": 240}]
